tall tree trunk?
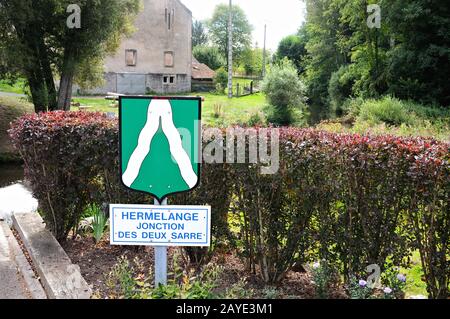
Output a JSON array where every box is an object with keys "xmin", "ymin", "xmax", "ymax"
[
  {"xmin": 26, "ymin": 69, "xmax": 48, "ymax": 113},
  {"xmin": 57, "ymin": 53, "xmax": 76, "ymax": 111},
  {"xmin": 23, "ymin": 36, "xmax": 48, "ymax": 113},
  {"xmin": 37, "ymin": 38, "xmax": 57, "ymax": 111},
  {"xmin": 57, "ymin": 72, "xmax": 74, "ymax": 111},
  {"xmin": 14, "ymin": 22, "xmax": 48, "ymax": 112}
]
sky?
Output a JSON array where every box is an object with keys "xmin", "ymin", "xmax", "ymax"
[{"xmin": 180, "ymin": 0, "xmax": 307, "ymax": 51}]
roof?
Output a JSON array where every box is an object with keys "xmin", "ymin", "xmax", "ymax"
[
  {"xmin": 176, "ymin": 0, "xmax": 192, "ymax": 15},
  {"xmin": 192, "ymin": 57, "xmax": 216, "ymax": 80}
]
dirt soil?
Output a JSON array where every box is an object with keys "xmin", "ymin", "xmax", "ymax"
[
  {"xmin": 64, "ymin": 234, "xmax": 347, "ymax": 299},
  {"xmin": 63, "ymin": 236, "xmax": 152, "ymax": 298}
]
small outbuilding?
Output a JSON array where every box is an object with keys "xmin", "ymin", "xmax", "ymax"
[{"xmin": 191, "ymin": 57, "xmax": 216, "ymax": 92}]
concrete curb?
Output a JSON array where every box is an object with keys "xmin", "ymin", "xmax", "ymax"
[
  {"xmin": 12, "ymin": 213, "xmax": 92, "ymax": 299},
  {"xmin": 0, "ymin": 221, "xmax": 47, "ymax": 299}
]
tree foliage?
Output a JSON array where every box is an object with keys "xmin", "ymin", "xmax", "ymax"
[
  {"xmin": 262, "ymin": 59, "xmax": 307, "ymax": 125},
  {"xmin": 276, "ymin": 29, "xmax": 308, "ymax": 74},
  {"xmin": 208, "ymin": 4, "xmax": 252, "ymax": 66},
  {"xmin": 193, "ymin": 45, "xmax": 225, "ymax": 71},
  {"xmin": 0, "ymin": 0, "xmax": 141, "ymax": 111},
  {"xmin": 239, "ymin": 47, "xmax": 267, "ymax": 76},
  {"xmin": 299, "ymin": 0, "xmax": 450, "ymax": 115},
  {"xmin": 192, "ymin": 20, "xmax": 208, "ymax": 47}
]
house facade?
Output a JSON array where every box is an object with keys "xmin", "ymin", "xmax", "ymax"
[{"xmin": 84, "ymin": 0, "xmax": 192, "ymax": 95}]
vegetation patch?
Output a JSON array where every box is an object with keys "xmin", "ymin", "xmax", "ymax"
[
  {"xmin": 0, "ymin": 97, "xmax": 33, "ymax": 162},
  {"xmin": 9, "ymin": 111, "xmax": 449, "ymax": 298}
]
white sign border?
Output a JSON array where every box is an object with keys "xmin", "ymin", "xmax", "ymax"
[{"xmin": 109, "ymin": 204, "xmax": 211, "ymax": 247}]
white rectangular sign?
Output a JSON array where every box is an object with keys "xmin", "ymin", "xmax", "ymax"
[{"xmin": 109, "ymin": 204, "xmax": 211, "ymax": 247}]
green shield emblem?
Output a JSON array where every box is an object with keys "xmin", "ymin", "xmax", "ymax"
[{"xmin": 119, "ymin": 96, "xmax": 201, "ymax": 202}]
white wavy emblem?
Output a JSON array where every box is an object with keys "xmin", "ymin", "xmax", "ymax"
[{"xmin": 122, "ymin": 99, "xmax": 198, "ymax": 189}]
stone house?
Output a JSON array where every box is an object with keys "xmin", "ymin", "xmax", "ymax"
[{"xmin": 82, "ymin": 0, "xmax": 192, "ymax": 95}]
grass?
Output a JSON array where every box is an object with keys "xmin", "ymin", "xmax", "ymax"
[
  {"xmin": 0, "ymin": 79, "xmax": 27, "ymax": 95},
  {"xmin": 73, "ymin": 92, "xmax": 267, "ymax": 127},
  {"xmin": 0, "ymin": 96, "xmax": 33, "ymax": 161},
  {"xmin": 72, "ymin": 97, "xmax": 119, "ymax": 111},
  {"xmin": 402, "ymin": 251, "xmax": 428, "ymax": 298}
]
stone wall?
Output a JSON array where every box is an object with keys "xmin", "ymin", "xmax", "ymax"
[{"xmin": 99, "ymin": 0, "xmax": 192, "ymax": 94}]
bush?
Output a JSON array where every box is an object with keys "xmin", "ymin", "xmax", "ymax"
[
  {"xmin": 406, "ymin": 143, "xmax": 449, "ymax": 299},
  {"xmin": 311, "ymin": 261, "xmax": 341, "ymax": 299},
  {"xmin": 193, "ymin": 45, "xmax": 225, "ymax": 71},
  {"xmin": 328, "ymin": 65, "xmax": 356, "ymax": 116},
  {"xmin": 357, "ymin": 96, "xmax": 417, "ymax": 126},
  {"xmin": 86, "ymin": 203, "xmax": 108, "ymax": 244},
  {"xmin": 9, "ymin": 111, "xmax": 234, "ymax": 245},
  {"xmin": 213, "ymin": 68, "xmax": 228, "ymax": 93},
  {"xmin": 9, "ymin": 112, "xmax": 449, "ymax": 297},
  {"xmin": 9, "ymin": 111, "xmax": 146, "ymax": 241},
  {"xmin": 230, "ymin": 128, "xmax": 448, "ymax": 292},
  {"xmin": 261, "ymin": 59, "xmax": 306, "ymax": 125},
  {"xmin": 106, "ymin": 254, "xmax": 222, "ymax": 299}
]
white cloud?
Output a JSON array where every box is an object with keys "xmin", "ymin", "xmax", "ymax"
[{"xmin": 181, "ymin": 0, "xmax": 307, "ymax": 50}]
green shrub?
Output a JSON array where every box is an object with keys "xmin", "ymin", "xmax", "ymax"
[
  {"xmin": 261, "ymin": 59, "xmax": 307, "ymax": 125},
  {"xmin": 357, "ymin": 96, "xmax": 417, "ymax": 126},
  {"xmin": 106, "ymin": 255, "xmax": 222, "ymax": 299},
  {"xmin": 214, "ymin": 68, "xmax": 228, "ymax": 92},
  {"xmin": 247, "ymin": 112, "xmax": 266, "ymax": 127},
  {"xmin": 106, "ymin": 256, "xmax": 137, "ymax": 299},
  {"xmin": 193, "ymin": 45, "xmax": 225, "ymax": 71},
  {"xmin": 311, "ymin": 261, "xmax": 340, "ymax": 299},
  {"xmin": 349, "ymin": 97, "xmax": 450, "ymax": 126},
  {"xmin": 347, "ymin": 278, "xmax": 374, "ymax": 299},
  {"xmin": 85, "ymin": 203, "xmax": 108, "ymax": 244},
  {"xmin": 345, "ymin": 265, "xmax": 407, "ymax": 299},
  {"xmin": 328, "ymin": 65, "xmax": 356, "ymax": 116}
]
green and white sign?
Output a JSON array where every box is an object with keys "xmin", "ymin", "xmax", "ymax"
[{"xmin": 119, "ymin": 97, "xmax": 201, "ymax": 202}]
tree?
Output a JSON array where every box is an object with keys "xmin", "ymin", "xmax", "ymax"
[
  {"xmin": 383, "ymin": 0, "xmax": 450, "ymax": 106},
  {"xmin": 52, "ymin": 0, "xmax": 141, "ymax": 110},
  {"xmin": 0, "ymin": 0, "xmax": 59, "ymax": 112},
  {"xmin": 193, "ymin": 45, "xmax": 225, "ymax": 70},
  {"xmin": 239, "ymin": 46, "xmax": 270, "ymax": 77},
  {"xmin": 303, "ymin": 0, "xmax": 348, "ymax": 108},
  {"xmin": 276, "ymin": 29, "xmax": 308, "ymax": 74},
  {"xmin": 301, "ymin": 0, "xmax": 450, "ymax": 112},
  {"xmin": 192, "ymin": 20, "xmax": 208, "ymax": 47},
  {"xmin": 208, "ymin": 4, "xmax": 252, "ymax": 66},
  {"xmin": 0, "ymin": 0, "xmax": 141, "ymax": 111},
  {"xmin": 262, "ymin": 59, "xmax": 307, "ymax": 125}
]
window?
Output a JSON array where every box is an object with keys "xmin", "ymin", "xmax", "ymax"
[
  {"xmin": 125, "ymin": 49, "xmax": 137, "ymax": 66},
  {"xmin": 165, "ymin": 8, "xmax": 174, "ymax": 30},
  {"xmin": 164, "ymin": 51, "xmax": 174, "ymax": 67},
  {"xmin": 163, "ymin": 75, "xmax": 176, "ymax": 85}
]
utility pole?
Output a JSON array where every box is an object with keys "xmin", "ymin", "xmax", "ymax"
[
  {"xmin": 227, "ymin": 0, "xmax": 233, "ymax": 98},
  {"xmin": 262, "ymin": 24, "xmax": 267, "ymax": 78}
]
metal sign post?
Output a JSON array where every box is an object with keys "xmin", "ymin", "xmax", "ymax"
[{"xmin": 154, "ymin": 198, "xmax": 168, "ymax": 286}]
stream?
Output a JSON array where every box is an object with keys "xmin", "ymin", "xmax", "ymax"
[{"xmin": 0, "ymin": 163, "xmax": 37, "ymax": 225}]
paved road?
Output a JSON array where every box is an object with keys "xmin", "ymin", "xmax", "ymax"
[
  {"xmin": 0, "ymin": 221, "xmax": 31, "ymax": 299},
  {"xmin": 0, "ymin": 91, "xmax": 26, "ymax": 98},
  {"xmin": 0, "ymin": 220, "xmax": 47, "ymax": 299}
]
